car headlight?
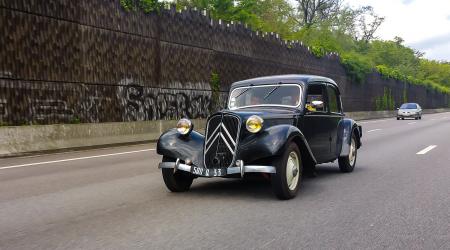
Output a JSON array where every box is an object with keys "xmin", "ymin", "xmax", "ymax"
[
  {"xmin": 176, "ymin": 118, "xmax": 193, "ymax": 135},
  {"xmin": 246, "ymin": 115, "xmax": 264, "ymax": 133}
]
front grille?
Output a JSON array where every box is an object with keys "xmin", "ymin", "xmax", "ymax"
[{"xmin": 204, "ymin": 113, "xmax": 240, "ymax": 168}]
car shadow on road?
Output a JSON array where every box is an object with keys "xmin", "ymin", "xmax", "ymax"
[{"xmin": 183, "ymin": 164, "xmax": 361, "ymax": 200}]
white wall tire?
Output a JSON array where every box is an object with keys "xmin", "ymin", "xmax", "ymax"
[
  {"xmin": 271, "ymin": 143, "xmax": 303, "ymax": 200},
  {"xmin": 338, "ymin": 133, "xmax": 357, "ymax": 173}
]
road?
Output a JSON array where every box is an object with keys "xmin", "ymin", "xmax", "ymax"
[{"xmin": 1, "ymin": 113, "xmax": 449, "ymax": 250}]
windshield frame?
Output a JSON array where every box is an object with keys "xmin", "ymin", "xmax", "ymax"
[{"xmin": 228, "ymin": 83, "xmax": 303, "ymax": 110}]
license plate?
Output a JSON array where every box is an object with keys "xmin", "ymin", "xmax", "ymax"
[{"xmin": 191, "ymin": 166, "xmax": 227, "ymax": 177}]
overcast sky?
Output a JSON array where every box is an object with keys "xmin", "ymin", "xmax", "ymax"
[{"xmin": 344, "ymin": 0, "xmax": 450, "ymax": 61}]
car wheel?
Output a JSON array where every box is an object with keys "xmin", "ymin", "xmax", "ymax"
[
  {"xmin": 396, "ymin": 117, "xmax": 400, "ymax": 120},
  {"xmin": 161, "ymin": 156, "xmax": 194, "ymax": 192},
  {"xmin": 419, "ymin": 116, "xmax": 422, "ymax": 120},
  {"xmin": 401, "ymin": 118, "xmax": 405, "ymax": 120},
  {"xmin": 271, "ymin": 143, "xmax": 302, "ymax": 200},
  {"xmin": 338, "ymin": 133, "xmax": 357, "ymax": 173},
  {"xmin": 415, "ymin": 117, "xmax": 419, "ymax": 120}
]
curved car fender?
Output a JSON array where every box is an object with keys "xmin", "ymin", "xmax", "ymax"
[
  {"xmin": 337, "ymin": 118, "xmax": 362, "ymax": 157},
  {"xmin": 237, "ymin": 124, "xmax": 317, "ymax": 164},
  {"xmin": 157, "ymin": 129, "xmax": 205, "ymax": 167}
]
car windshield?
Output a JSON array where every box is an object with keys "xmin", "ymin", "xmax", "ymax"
[
  {"xmin": 400, "ymin": 103, "xmax": 417, "ymax": 109},
  {"xmin": 228, "ymin": 84, "xmax": 302, "ymax": 109}
]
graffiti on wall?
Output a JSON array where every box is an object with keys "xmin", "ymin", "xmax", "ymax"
[
  {"xmin": 78, "ymin": 86, "xmax": 114, "ymax": 123},
  {"xmin": 32, "ymin": 99, "xmax": 75, "ymax": 122},
  {"xmin": 117, "ymin": 79, "xmax": 221, "ymax": 121}
]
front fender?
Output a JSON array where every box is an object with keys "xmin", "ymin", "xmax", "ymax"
[
  {"xmin": 157, "ymin": 129, "xmax": 204, "ymax": 167},
  {"xmin": 337, "ymin": 119, "xmax": 362, "ymax": 157},
  {"xmin": 237, "ymin": 125, "xmax": 316, "ymax": 164}
]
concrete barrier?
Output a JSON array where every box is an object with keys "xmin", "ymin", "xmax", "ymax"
[
  {"xmin": 0, "ymin": 120, "xmax": 207, "ymax": 157},
  {"xmin": 1, "ymin": 109, "xmax": 449, "ymax": 157}
]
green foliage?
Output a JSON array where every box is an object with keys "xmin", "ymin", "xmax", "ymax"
[
  {"xmin": 375, "ymin": 87, "xmax": 395, "ymax": 111},
  {"xmin": 177, "ymin": 0, "xmax": 297, "ymax": 37},
  {"xmin": 403, "ymin": 85, "xmax": 408, "ymax": 104},
  {"xmin": 70, "ymin": 116, "xmax": 81, "ymax": 124},
  {"xmin": 120, "ymin": 0, "xmax": 163, "ymax": 13},
  {"xmin": 121, "ymin": 0, "xmax": 450, "ymax": 96},
  {"xmin": 340, "ymin": 52, "xmax": 372, "ymax": 84}
]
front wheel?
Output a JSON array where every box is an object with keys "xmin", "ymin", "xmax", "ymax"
[
  {"xmin": 161, "ymin": 156, "xmax": 194, "ymax": 192},
  {"xmin": 271, "ymin": 143, "xmax": 303, "ymax": 200},
  {"xmin": 338, "ymin": 133, "xmax": 358, "ymax": 173}
]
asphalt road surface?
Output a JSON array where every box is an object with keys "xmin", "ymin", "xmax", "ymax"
[{"xmin": 1, "ymin": 113, "xmax": 449, "ymax": 250}]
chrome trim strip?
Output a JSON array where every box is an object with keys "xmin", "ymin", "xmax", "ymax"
[
  {"xmin": 205, "ymin": 132, "xmax": 220, "ymax": 153},
  {"xmin": 220, "ymin": 133, "xmax": 234, "ymax": 154},
  {"xmin": 160, "ymin": 162, "xmax": 276, "ymax": 176},
  {"xmin": 204, "ymin": 114, "xmax": 221, "ymax": 143},
  {"xmin": 227, "ymin": 165, "xmax": 276, "ymax": 174},
  {"xmin": 205, "ymin": 124, "xmax": 220, "ymax": 145},
  {"xmin": 159, "ymin": 162, "xmax": 191, "ymax": 172},
  {"xmin": 221, "ymin": 123, "xmax": 236, "ymax": 146}
]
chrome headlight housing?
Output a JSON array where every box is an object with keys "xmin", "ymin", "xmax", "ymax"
[
  {"xmin": 246, "ymin": 115, "xmax": 264, "ymax": 133},
  {"xmin": 176, "ymin": 118, "xmax": 193, "ymax": 135}
]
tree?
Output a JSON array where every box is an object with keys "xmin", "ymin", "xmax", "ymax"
[
  {"xmin": 355, "ymin": 6, "xmax": 384, "ymax": 42},
  {"xmin": 295, "ymin": 0, "xmax": 342, "ymax": 26}
]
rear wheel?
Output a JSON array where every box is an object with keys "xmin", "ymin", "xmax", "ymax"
[
  {"xmin": 161, "ymin": 156, "xmax": 194, "ymax": 192},
  {"xmin": 396, "ymin": 117, "xmax": 400, "ymax": 120},
  {"xmin": 338, "ymin": 133, "xmax": 357, "ymax": 173},
  {"xmin": 271, "ymin": 143, "xmax": 302, "ymax": 200}
]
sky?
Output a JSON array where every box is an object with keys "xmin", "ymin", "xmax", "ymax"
[{"xmin": 344, "ymin": 0, "xmax": 450, "ymax": 61}]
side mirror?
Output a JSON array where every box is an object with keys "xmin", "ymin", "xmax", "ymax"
[
  {"xmin": 396, "ymin": 108, "xmax": 400, "ymax": 110},
  {"xmin": 311, "ymin": 100, "xmax": 324, "ymax": 109}
]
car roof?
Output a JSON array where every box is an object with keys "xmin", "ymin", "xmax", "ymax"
[{"xmin": 230, "ymin": 74, "xmax": 338, "ymax": 89}]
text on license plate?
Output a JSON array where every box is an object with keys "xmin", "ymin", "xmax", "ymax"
[{"xmin": 191, "ymin": 166, "xmax": 226, "ymax": 177}]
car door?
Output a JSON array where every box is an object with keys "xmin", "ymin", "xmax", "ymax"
[
  {"xmin": 301, "ymin": 83, "xmax": 330, "ymax": 163},
  {"xmin": 325, "ymin": 84, "xmax": 344, "ymax": 160}
]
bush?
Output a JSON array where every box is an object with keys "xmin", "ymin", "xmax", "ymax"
[{"xmin": 341, "ymin": 53, "xmax": 373, "ymax": 84}]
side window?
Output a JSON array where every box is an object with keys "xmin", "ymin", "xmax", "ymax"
[
  {"xmin": 305, "ymin": 84, "xmax": 327, "ymax": 112},
  {"xmin": 326, "ymin": 85, "xmax": 341, "ymax": 113}
]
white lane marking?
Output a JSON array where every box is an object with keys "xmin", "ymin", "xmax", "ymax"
[
  {"xmin": 0, "ymin": 149, "xmax": 156, "ymax": 171},
  {"xmin": 367, "ymin": 129, "xmax": 382, "ymax": 133},
  {"xmin": 408, "ymin": 122, "xmax": 416, "ymax": 125},
  {"xmin": 416, "ymin": 145, "xmax": 437, "ymax": 155},
  {"xmin": 359, "ymin": 119, "xmax": 389, "ymax": 124}
]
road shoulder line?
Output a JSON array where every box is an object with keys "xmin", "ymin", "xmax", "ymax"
[{"xmin": 0, "ymin": 149, "xmax": 156, "ymax": 171}]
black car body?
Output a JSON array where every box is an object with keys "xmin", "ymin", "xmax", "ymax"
[{"xmin": 157, "ymin": 75, "xmax": 362, "ymax": 199}]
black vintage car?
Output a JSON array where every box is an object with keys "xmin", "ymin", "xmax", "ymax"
[{"xmin": 157, "ymin": 75, "xmax": 362, "ymax": 199}]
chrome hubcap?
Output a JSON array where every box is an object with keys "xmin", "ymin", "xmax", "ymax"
[
  {"xmin": 286, "ymin": 151, "xmax": 300, "ymax": 191},
  {"xmin": 349, "ymin": 137, "xmax": 357, "ymax": 166}
]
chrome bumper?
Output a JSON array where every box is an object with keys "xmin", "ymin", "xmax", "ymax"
[{"xmin": 158, "ymin": 159, "xmax": 276, "ymax": 177}]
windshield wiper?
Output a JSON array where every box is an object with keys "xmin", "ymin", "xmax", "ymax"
[
  {"xmin": 234, "ymin": 85, "xmax": 252, "ymax": 99},
  {"xmin": 263, "ymin": 83, "xmax": 282, "ymax": 100}
]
